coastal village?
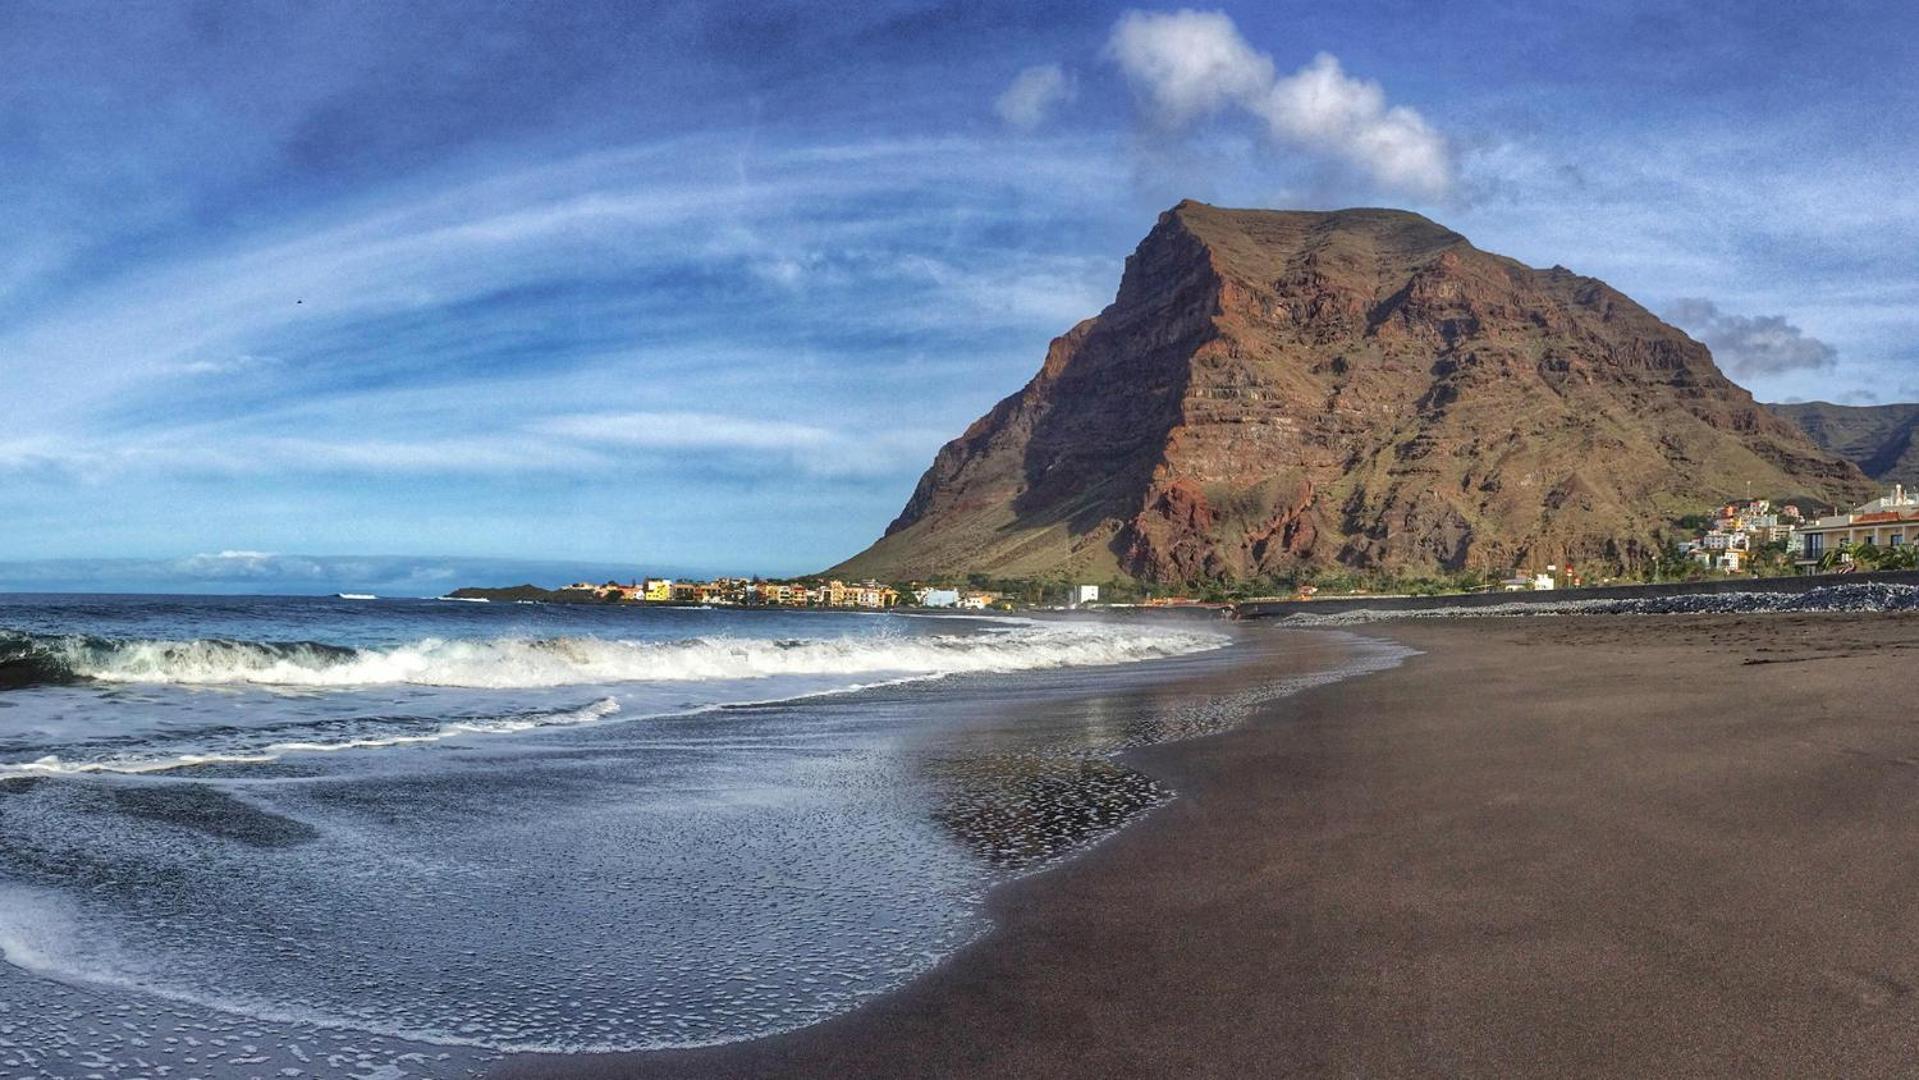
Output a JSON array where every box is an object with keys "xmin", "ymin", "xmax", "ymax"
[
  {"xmin": 553, "ymin": 578, "xmax": 1102, "ymax": 611},
  {"xmin": 1504, "ymin": 484, "xmax": 1919, "ymax": 591},
  {"xmin": 528, "ymin": 485, "xmax": 1919, "ymax": 610},
  {"xmin": 1483, "ymin": 483, "xmax": 1918, "ymax": 592},
  {"xmin": 1678, "ymin": 483, "xmax": 1919, "ymax": 576}
]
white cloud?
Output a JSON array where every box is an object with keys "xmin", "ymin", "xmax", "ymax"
[
  {"xmin": 994, "ymin": 64, "xmax": 1077, "ymax": 131},
  {"xmin": 1666, "ymin": 298, "xmax": 1839, "ymax": 378},
  {"xmin": 1107, "ymin": 9, "xmax": 1452, "ymax": 197},
  {"xmin": 172, "ymin": 550, "xmax": 311, "ymax": 579},
  {"xmin": 1107, "ymin": 10, "xmax": 1271, "ymax": 125},
  {"xmin": 1258, "ymin": 54, "xmax": 1450, "ymax": 198}
]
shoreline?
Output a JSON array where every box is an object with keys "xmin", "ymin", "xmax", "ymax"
[
  {"xmin": 1235, "ymin": 566, "xmax": 1919, "ymax": 619},
  {"xmin": 0, "ymin": 609, "xmax": 1352, "ymax": 1076},
  {"xmin": 498, "ymin": 610, "xmax": 1919, "ymax": 1078}
]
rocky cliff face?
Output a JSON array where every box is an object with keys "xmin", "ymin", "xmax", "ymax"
[
  {"xmin": 834, "ymin": 202, "xmax": 1874, "ymax": 584},
  {"xmin": 1769, "ymin": 401, "xmax": 1919, "ymax": 490}
]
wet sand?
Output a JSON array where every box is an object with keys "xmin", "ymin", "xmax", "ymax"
[{"xmin": 498, "ymin": 612, "xmax": 1919, "ymax": 1079}]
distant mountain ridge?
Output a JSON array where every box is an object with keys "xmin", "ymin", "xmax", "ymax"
[
  {"xmin": 1767, "ymin": 401, "xmax": 1919, "ymax": 490},
  {"xmin": 833, "ymin": 202, "xmax": 1873, "ymax": 584}
]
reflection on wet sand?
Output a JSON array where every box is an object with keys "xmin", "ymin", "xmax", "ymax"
[
  {"xmin": 928, "ymin": 753, "xmax": 1165, "ymax": 869},
  {"xmin": 922, "ymin": 630, "xmax": 1405, "ymax": 872}
]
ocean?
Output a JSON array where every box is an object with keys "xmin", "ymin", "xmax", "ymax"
[{"xmin": 0, "ymin": 594, "xmax": 1401, "ymax": 1078}]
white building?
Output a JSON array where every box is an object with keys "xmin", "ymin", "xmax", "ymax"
[
  {"xmin": 1074, "ymin": 584, "xmax": 1100, "ymax": 606},
  {"xmin": 1700, "ymin": 531, "xmax": 1748, "ymax": 552}
]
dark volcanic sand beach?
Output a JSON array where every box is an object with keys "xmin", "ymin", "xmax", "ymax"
[{"xmin": 499, "ymin": 612, "xmax": 1919, "ymax": 1079}]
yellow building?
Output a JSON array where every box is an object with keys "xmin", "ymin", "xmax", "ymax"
[{"xmin": 812, "ymin": 580, "xmax": 898, "ymax": 608}]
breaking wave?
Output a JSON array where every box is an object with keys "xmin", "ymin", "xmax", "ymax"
[
  {"xmin": 0, "ymin": 621, "xmax": 1231, "ymax": 777},
  {"xmin": 0, "ymin": 621, "xmax": 1228, "ymax": 691}
]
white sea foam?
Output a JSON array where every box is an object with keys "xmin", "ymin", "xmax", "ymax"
[
  {"xmin": 0, "ymin": 872, "xmax": 971, "ymax": 1055},
  {"xmin": 0, "ymin": 885, "xmax": 544, "ymax": 1053},
  {"xmin": 1, "ymin": 697, "xmax": 623, "ymax": 776},
  {"xmin": 33, "ymin": 621, "xmax": 1230, "ymax": 690},
  {"xmin": 3, "ymin": 751, "xmax": 286, "ymax": 776}
]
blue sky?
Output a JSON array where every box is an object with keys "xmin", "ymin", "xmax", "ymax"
[{"xmin": 2, "ymin": 0, "xmax": 1915, "ymax": 592}]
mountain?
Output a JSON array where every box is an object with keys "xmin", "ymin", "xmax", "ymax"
[
  {"xmin": 1767, "ymin": 401, "xmax": 1919, "ymax": 490},
  {"xmin": 833, "ymin": 202, "xmax": 1874, "ymax": 585}
]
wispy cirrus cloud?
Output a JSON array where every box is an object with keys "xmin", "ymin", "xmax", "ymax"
[
  {"xmin": 535, "ymin": 411, "xmax": 932, "ymax": 479},
  {"xmin": 0, "ymin": 432, "xmax": 606, "ymax": 484},
  {"xmin": 0, "ymin": 131, "xmax": 1127, "ymax": 575},
  {"xmin": 5, "ymin": 136, "xmax": 1122, "ymax": 426},
  {"xmin": 1, "ymin": 408, "xmax": 930, "ymax": 487},
  {"xmin": 537, "ymin": 411, "xmax": 841, "ymax": 453},
  {"xmin": 0, "ymin": 553, "xmax": 696, "ymax": 596}
]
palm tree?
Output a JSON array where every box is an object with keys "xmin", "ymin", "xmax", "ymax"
[
  {"xmin": 1818, "ymin": 542, "xmax": 1859, "ymax": 573},
  {"xmin": 1881, "ymin": 543, "xmax": 1919, "ymax": 572}
]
